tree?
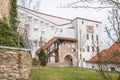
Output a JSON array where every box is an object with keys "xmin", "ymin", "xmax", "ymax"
[
  {"xmin": 17, "ymin": 0, "xmax": 41, "ymax": 11},
  {"xmin": 38, "ymin": 48, "xmax": 47, "ymax": 66},
  {"xmin": 58, "ymin": 0, "xmax": 120, "ymax": 80},
  {"xmin": 77, "ymin": 29, "xmax": 87, "ymax": 70},
  {"xmin": 58, "ymin": 0, "xmax": 120, "ymax": 9},
  {"xmin": 89, "ymin": 8, "xmax": 120, "ymax": 80},
  {"xmin": 105, "ymin": 8, "xmax": 120, "ymax": 42}
]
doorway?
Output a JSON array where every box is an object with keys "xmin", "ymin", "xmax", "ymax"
[{"xmin": 64, "ymin": 55, "xmax": 73, "ymax": 66}]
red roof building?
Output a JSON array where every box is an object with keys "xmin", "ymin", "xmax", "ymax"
[{"xmin": 87, "ymin": 38, "xmax": 120, "ymax": 64}]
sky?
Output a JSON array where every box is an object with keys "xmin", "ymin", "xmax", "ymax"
[
  {"xmin": 18, "ymin": 0, "xmax": 110, "ymax": 25},
  {"xmin": 39, "ymin": 0, "xmax": 114, "ymax": 47},
  {"xmin": 17, "ymin": 0, "xmax": 113, "ymax": 46},
  {"xmin": 40, "ymin": 0, "xmax": 110, "ymax": 25}
]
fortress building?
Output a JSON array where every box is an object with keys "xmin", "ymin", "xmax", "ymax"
[{"xmin": 17, "ymin": 5, "xmax": 102, "ymax": 67}]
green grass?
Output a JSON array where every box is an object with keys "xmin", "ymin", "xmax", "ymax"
[{"xmin": 29, "ymin": 66, "xmax": 118, "ymax": 80}]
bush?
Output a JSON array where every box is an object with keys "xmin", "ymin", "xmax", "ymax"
[{"xmin": 38, "ymin": 49, "xmax": 47, "ymax": 66}]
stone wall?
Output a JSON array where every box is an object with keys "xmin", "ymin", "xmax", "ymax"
[
  {"xmin": 0, "ymin": 0, "xmax": 10, "ymax": 19},
  {"xmin": 59, "ymin": 45, "xmax": 77, "ymax": 66},
  {"xmin": 0, "ymin": 48, "xmax": 32, "ymax": 80}
]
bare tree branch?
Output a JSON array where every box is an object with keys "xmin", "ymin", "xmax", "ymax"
[
  {"xmin": 18, "ymin": 0, "xmax": 41, "ymax": 11},
  {"xmin": 58, "ymin": 0, "xmax": 120, "ymax": 9}
]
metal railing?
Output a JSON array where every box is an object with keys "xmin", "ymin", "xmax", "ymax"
[{"xmin": 0, "ymin": 22, "xmax": 30, "ymax": 50}]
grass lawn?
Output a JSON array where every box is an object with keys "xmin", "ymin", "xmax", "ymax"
[{"xmin": 30, "ymin": 66, "xmax": 118, "ymax": 80}]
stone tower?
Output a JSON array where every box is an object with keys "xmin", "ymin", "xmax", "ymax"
[{"xmin": 0, "ymin": 0, "xmax": 10, "ymax": 20}]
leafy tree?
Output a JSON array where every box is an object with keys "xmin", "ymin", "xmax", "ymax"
[
  {"xmin": 58, "ymin": 0, "xmax": 120, "ymax": 9},
  {"xmin": 38, "ymin": 49, "xmax": 47, "ymax": 66}
]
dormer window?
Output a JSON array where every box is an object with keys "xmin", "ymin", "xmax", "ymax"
[
  {"xmin": 56, "ymin": 28, "xmax": 59, "ymax": 31},
  {"xmin": 45, "ymin": 23, "xmax": 49, "ymax": 25},
  {"xmin": 86, "ymin": 34, "xmax": 89, "ymax": 40},
  {"xmin": 40, "ymin": 21, "xmax": 44, "ymax": 26},
  {"xmin": 96, "ymin": 24, "xmax": 98, "ymax": 27},
  {"xmin": 34, "ymin": 19, "xmax": 38, "ymax": 24},
  {"xmin": 60, "ymin": 29, "xmax": 63, "ymax": 32},
  {"xmin": 27, "ymin": 16, "xmax": 32, "ymax": 22},
  {"xmin": 20, "ymin": 13, "xmax": 25, "ymax": 16},
  {"xmin": 34, "ymin": 28, "xmax": 38, "ymax": 32},
  {"xmin": 51, "ymin": 26, "xmax": 55, "ymax": 30},
  {"xmin": 82, "ymin": 21, "xmax": 84, "ymax": 24}
]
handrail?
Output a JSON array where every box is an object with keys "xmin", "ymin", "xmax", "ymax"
[{"xmin": 0, "ymin": 23, "xmax": 30, "ymax": 50}]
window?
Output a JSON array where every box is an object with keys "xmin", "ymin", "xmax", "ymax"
[
  {"xmin": 110, "ymin": 67, "xmax": 115, "ymax": 71},
  {"xmin": 92, "ymin": 46, "xmax": 94, "ymax": 52},
  {"xmin": 86, "ymin": 34, "xmax": 89, "ymax": 40},
  {"xmin": 17, "ymin": 21, "xmax": 21, "ymax": 25},
  {"xmin": 96, "ymin": 24, "xmax": 98, "ymax": 27},
  {"xmin": 73, "ymin": 48, "xmax": 76, "ymax": 52},
  {"xmin": 27, "ymin": 16, "xmax": 32, "ymax": 22},
  {"xmin": 41, "ymin": 31, "xmax": 45, "ymax": 36},
  {"xmin": 87, "ymin": 46, "xmax": 90, "ymax": 52},
  {"xmin": 92, "ymin": 66, "xmax": 94, "ymax": 69},
  {"xmin": 56, "ymin": 28, "xmax": 59, "ymax": 32},
  {"xmin": 34, "ymin": 19, "xmax": 38, "ymax": 24},
  {"xmin": 20, "ymin": 13, "xmax": 25, "ymax": 17},
  {"xmin": 51, "ymin": 26, "xmax": 55, "ymax": 30},
  {"xmin": 45, "ymin": 23, "xmax": 49, "ymax": 25},
  {"xmin": 40, "ymin": 21, "xmax": 44, "ymax": 26},
  {"xmin": 34, "ymin": 28, "xmax": 38, "ymax": 31},
  {"xmin": 24, "ymin": 24, "xmax": 30, "ymax": 34},
  {"xmin": 83, "ymin": 58, "xmax": 85, "ymax": 62},
  {"xmin": 83, "ymin": 49, "xmax": 85, "ymax": 52},
  {"xmin": 60, "ymin": 29, "xmax": 63, "ymax": 32},
  {"xmin": 96, "ymin": 47, "xmax": 99, "ymax": 52},
  {"xmin": 91, "ymin": 34, "xmax": 94, "ymax": 41},
  {"xmin": 82, "ymin": 21, "xmax": 84, "ymax": 24},
  {"xmin": 96, "ymin": 35, "xmax": 99, "ymax": 41},
  {"xmin": 24, "ymin": 24, "xmax": 29, "ymax": 29}
]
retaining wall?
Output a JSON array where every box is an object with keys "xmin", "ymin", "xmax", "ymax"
[{"xmin": 0, "ymin": 48, "xmax": 32, "ymax": 80}]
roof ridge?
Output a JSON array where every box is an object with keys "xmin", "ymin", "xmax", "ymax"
[
  {"xmin": 73, "ymin": 17, "xmax": 102, "ymax": 24},
  {"xmin": 17, "ymin": 5, "xmax": 72, "ymax": 21},
  {"xmin": 17, "ymin": 5, "xmax": 102, "ymax": 24}
]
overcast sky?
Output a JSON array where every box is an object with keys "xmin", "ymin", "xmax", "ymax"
[
  {"xmin": 17, "ymin": 0, "xmax": 113, "ymax": 46},
  {"xmin": 39, "ymin": 0, "xmax": 113, "ymax": 47},
  {"xmin": 40, "ymin": 0, "xmax": 110, "ymax": 25}
]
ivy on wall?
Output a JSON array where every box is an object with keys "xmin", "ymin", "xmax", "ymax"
[
  {"xmin": 0, "ymin": 0, "xmax": 24, "ymax": 48},
  {"xmin": 9, "ymin": 0, "xmax": 17, "ymax": 29},
  {"xmin": 0, "ymin": 19, "xmax": 24, "ymax": 48}
]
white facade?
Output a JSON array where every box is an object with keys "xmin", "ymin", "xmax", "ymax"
[
  {"xmin": 87, "ymin": 63, "xmax": 120, "ymax": 72},
  {"xmin": 17, "ymin": 5, "xmax": 102, "ymax": 68},
  {"xmin": 73, "ymin": 18, "xmax": 102, "ymax": 67}
]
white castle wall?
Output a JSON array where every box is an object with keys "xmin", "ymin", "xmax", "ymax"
[{"xmin": 17, "ymin": 6, "xmax": 102, "ymax": 68}]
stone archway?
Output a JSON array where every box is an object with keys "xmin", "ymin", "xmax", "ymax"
[{"xmin": 64, "ymin": 55, "xmax": 73, "ymax": 66}]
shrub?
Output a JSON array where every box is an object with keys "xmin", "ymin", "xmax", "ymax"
[{"xmin": 38, "ymin": 49, "xmax": 47, "ymax": 66}]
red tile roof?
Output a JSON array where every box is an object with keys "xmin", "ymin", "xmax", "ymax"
[
  {"xmin": 87, "ymin": 38, "xmax": 120, "ymax": 63},
  {"xmin": 36, "ymin": 37, "xmax": 77, "ymax": 54}
]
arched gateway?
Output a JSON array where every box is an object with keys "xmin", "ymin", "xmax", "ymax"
[{"xmin": 64, "ymin": 55, "xmax": 73, "ymax": 66}]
